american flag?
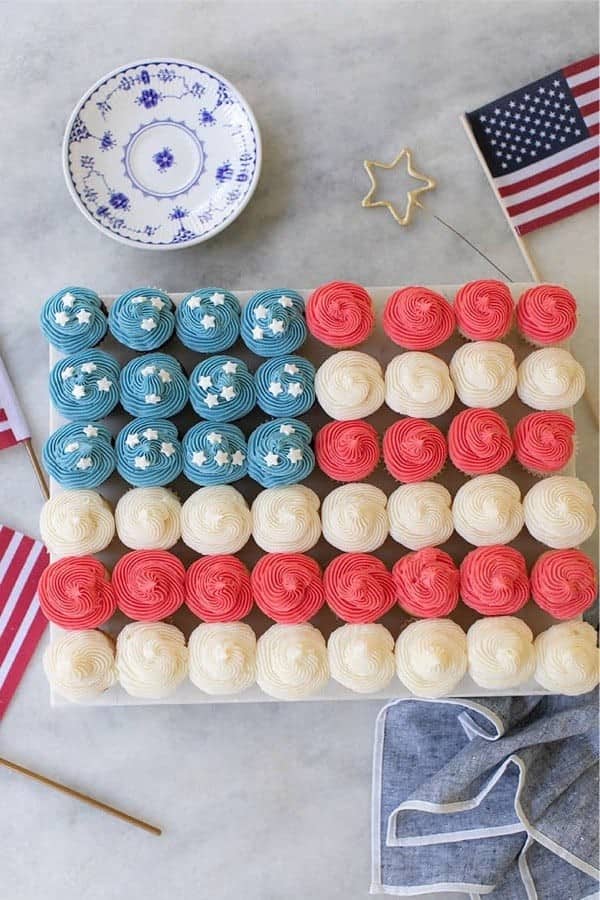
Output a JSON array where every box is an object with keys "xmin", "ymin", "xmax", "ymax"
[
  {"xmin": 466, "ymin": 54, "xmax": 599, "ymax": 235},
  {"xmin": 0, "ymin": 354, "xmax": 30, "ymax": 450},
  {"xmin": 0, "ymin": 526, "xmax": 49, "ymax": 718}
]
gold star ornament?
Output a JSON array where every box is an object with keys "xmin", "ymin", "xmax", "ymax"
[{"xmin": 361, "ymin": 148, "xmax": 436, "ymax": 226}]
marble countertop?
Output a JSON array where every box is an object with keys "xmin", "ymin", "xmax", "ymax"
[{"xmin": 1, "ymin": 3, "xmax": 597, "ymax": 899}]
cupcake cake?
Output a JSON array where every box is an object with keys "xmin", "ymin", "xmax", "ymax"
[
  {"xmin": 305, "ymin": 281, "xmax": 375, "ymax": 348},
  {"xmin": 467, "ymin": 617, "xmax": 535, "ymax": 690},
  {"xmin": 531, "ymin": 549, "xmax": 597, "ymax": 620},
  {"xmin": 387, "ymin": 482, "xmax": 454, "ymax": 550},
  {"xmin": 182, "ymin": 422, "xmax": 248, "ymax": 486},
  {"xmin": 385, "ymin": 352, "xmax": 455, "ymax": 418},
  {"xmin": 314, "ymin": 351, "xmax": 384, "ymax": 420},
  {"xmin": 321, "ymin": 483, "xmax": 388, "ymax": 552},
  {"xmin": 251, "ymin": 485, "xmax": 321, "ymax": 553},
  {"xmin": 108, "ymin": 287, "xmax": 175, "ymax": 351},
  {"xmin": 534, "ymin": 621, "xmax": 599, "ymax": 695},
  {"xmin": 447, "ymin": 408, "xmax": 513, "ymax": 475},
  {"xmin": 450, "ymin": 341, "xmax": 517, "ymax": 408},
  {"xmin": 395, "ymin": 619, "xmax": 467, "ymax": 698},
  {"xmin": 453, "ymin": 475, "xmax": 524, "ymax": 546},
  {"xmin": 115, "ymin": 487, "xmax": 181, "ymax": 551},
  {"xmin": 251, "ymin": 553, "xmax": 325, "ymax": 623},
  {"xmin": 176, "ymin": 288, "xmax": 241, "ymax": 353},
  {"xmin": 255, "ymin": 355, "xmax": 316, "ymax": 417},
  {"xmin": 324, "ymin": 553, "xmax": 395, "ymax": 623},
  {"xmin": 189, "ymin": 356, "xmax": 255, "ymax": 422},
  {"xmin": 383, "ymin": 418, "xmax": 447, "ymax": 483},
  {"xmin": 40, "ymin": 286, "xmax": 107, "ymax": 352},
  {"xmin": 43, "ymin": 630, "xmax": 116, "ymax": 704},
  {"xmin": 513, "ymin": 412, "xmax": 575, "ymax": 476},
  {"xmin": 516, "ymin": 284, "xmax": 577, "ymax": 346},
  {"xmin": 112, "ymin": 549, "xmax": 186, "ymax": 620},
  {"xmin": 43, "ymin": 421, "xmax": 115, "ymax": 489},
  {"xmin": 116, "ymin": 418, "xmax": 183, "ymax": 487},
  {"xmin": 186, "ymin": 556, "xmax": 253, "ymax": 622},
  {"xmin": 188, "ymin": 622, "xmax": 256, "ymax": 695},
  {"xmin": 328, "ymin": 624, "xmax": 395, "ymax": 693},
  {"xmin": 247, "ymin": 418, "xmax": 314, "ymax": 488},
  {"xmin": 180, "ymin": 485, "xmax": 252, "ymax": 555},
  {"xmin": 314, "ymin": 420, "xmax": 380, "ymax": 482},
  {"xmin": 523, "ymin": 476, "xmax": 596, "ymax": 548},
  {"xmin": 241, "ymin": 289, "xmax": 306, "ymax": 356},
  {"xmin": 392, "ymin": 548, "xmax": 459, "ymax": 618},
  {"xmin": 116, "ymin": 622, "xmax": 188, "ymax": 699},
  {"xmin": 460, "ymin": 545, "xmax": 529, "ymax": 615},
  {"xmin": 256, "ymin": 623, "xmax": 329, "ymax": 700},
  {"xmin": 517, "ymin": 348, "xmax": 585, "ymax": 410},
  {"xmin": 40, "ymin": 490, "xmax": 115, "ymax": 557},
  {"xmin": 383, "ymin": 286, "xmax": 455, "ymax": 350},
  {"xmin": 119, "ymin": 353, "xmax": 188, "ymax": 419},
  {"xmin": 49, "ymin": 349, "xmax": 120, "ymax": 421},
  {"xmin": 38, "ymin": 556, "xmax": 115, "ymax": 630},
  {"xmin": 453, "ymin": 280, "xmax": 514, "ymax": 341}
]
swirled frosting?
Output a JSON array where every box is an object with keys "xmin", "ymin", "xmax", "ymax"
[
  {"xmin": 183, "ymin": 422, "xmax": 248, "ymax": 486},
  {"xmin": 383, "ymin": 418, "xmax": 447, "ymax": 483},
  {"xmin": 248, "ymin": 418, "xmax": 314, "ymax": 488},
  {"xmin": 448, "ymin": 408, "xmax": 513, "ymax": 475},
  {"xmin": 460, "ymin": 545, "xmax": 529, "ymax": 615},
  {"xmin": 453, "ymin": 475, "xmax": 524, "ymax": 546},
  {"xmin": 324, "ymin": 553, "xmax": 396, "ymax": 622},
  {"xmin": 40, "ymin": 286, "xmax": 107, "ymax": 352},
  {"xmin": 454, "ymin": 280, "xmax": 514, "ymax": 341},
  {"xmin": 108, "ymin": 287, "xmax": 175, "ymax": 350},
  {"xmin": 176, "ymin": 288, "xmax": 241, "ymax": 353},
  {"xmin": 388, "ymin": 482, "xmax": 454, "ymax": 550},
  {"xmin": 116, "ymin": 622, "xmax": 188, "ymax": 699},
  {"xmin": 188, "ymin": 622, "xmax": 256, "ymax": 694},
  {"xmin": 40, "ymin": 490, "xmax": 115, "ymax": 557},
  {"xmin": 450, "ymin": 341, "xmax": 517, "ymax": 408},
  {"xmin": 241, "ymin": 289, "xmax": 307, "ymax": 356},
  {"xmin": 115, "ymin": 487, "xmax": 181, "ymax": 550},
  {"xmin": 315, "ymin": 351, "xmax": 385, "ymax": 420},
  {"xmin": 467, "ymin": 617, "xmax": 536, "ymax": 690},
  {"xmin": 43, "ymin": 421, "xmax": 115, "ymax": 489},
  {"xmin": 116, "ymin": 418, "xmax": 183, "ymax": 487},
  {"xmin": 189, "ymin": 356, "xmax": 255, "ymax": 422},
  {"xmin": 534, "ymin": 621, "xmax": 599, "ymax": 695},
  {"xmin": 517, "ymin": 348, "xmax": 585, "ymax": 410},
  {"xmin": 251, "ymin": 485, "xmax": 321, "ymax": 553},
  {"xmin": 328, "ymin": 624, "xmax": 395, "ymax": 693},
  {"xmin": 43, "ymin": 630, "xmax": 116, "ymax": 703},
  {"xmin": 180, "ymin": 485, "xmax": 252, "ymax": 554},
  {"xmin": 38, "ymin": 556, "xmax": 115, "ymax": 629},
  {"xmin": 395, "ymin": 619, "xmax": 467, "ymax": 698},
  {"xmin": 531, "ymin": 549, "xmax": 597, "ymax": 619},
  {"xmin": 321, "ymin": 483, "xmax": 388, "ymax": 552},
  {"xmin": 255, "ymin": 355, "xmax": 316, "ymax": 417},
  {"xmin": 392, "ymin": 549, "xmax": 460, "ymax": 618},
  {"xmin": 119, "ymin": 353, "xmax": 188, "ymax": 418},
  {"xmin": 314, "ymin": 420, "xmax": 380, "ymax": 482},
  {"xmin": 385, "ymin": 352, "xmax": 455, "ymax": 418},
  {"xmin": 113, "ymin": 549, "xmax": 186, "ymax": 621},
  {"xmin": 186, "ymin": 556, "xmax": 253, "ymax": 622},
  {"xmin": 383, "ymin": 287, "xmax": 455, "ymax": 349},
  {"xmin": 306, "ymin": 281, "xmax": 375, "ymax": 348},
  {"xmin": 516, "ymin": 284, "xmax": 577, "ymax": 346},
  {"xmin": 49, "ymin": 349, "xmax": 120, "ymax": 421},
  {"xmin": 256, "ymin": 623, "xmax": 329, "ymax": 699},
  {"xmin": 252, "ymin": 553, "xmax": 324, "ymax": 623},
  {"xmin": 513, "ymin": 412, "xmax": 575, "ymax": 474},
  {"xmin": 523, "ymin": 476, "xmax": 596, "ymax": 548}
]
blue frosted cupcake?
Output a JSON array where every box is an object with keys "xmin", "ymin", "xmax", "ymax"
[
  {"xmin": 43, "ymin": 422, "xmax": 115, "ymax": 489},
  {"xmin": 116, "ymin": 418, "xmax": 183, "ymax": 487},
  {"xmin": 40, "ymin": 286, "xmax": 108, "ymax": 352},
  {"xmin": 176, "ymin": 288, "xmax": 241, "ymax": 353},
  {"xmin": 49, "ymin": 349, "xmax": 120, "ymax": 421},
  {"xmin": 189, "ymin": 356, "xmax": 255, "ymax": 422},
  {"xmin": 120, "ymin": 353, "xmax": 188, "ymax": 419},
  {"xmin": 183, "ymin": 422, "xmax": 248, "ymax": 486},
  {"xmin": 248, "ymin": 418, "xmax": 314, "ymax": 488},
  {"xmin": 109, "ymin": 288, "xmax": 175, "ymax": 350},
  {"xmin": 255, "ymin": 355, "xmax": 316, "ymax": 417},
  {"xmin": 241, "ymin": 289, "xmax": 307, "ymax": 356}
]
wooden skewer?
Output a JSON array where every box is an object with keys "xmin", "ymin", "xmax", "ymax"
[
  {"xmin": 23, "ymin": 439, "xmax": 49, "ymax": 501},
  {"xmin": 0, "ymin": 756, "xmax": 161, "ymax": 836}
]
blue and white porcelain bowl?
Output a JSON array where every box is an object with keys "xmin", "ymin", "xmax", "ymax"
[{"xmin": 63, "ymin": 59, "xmax": 261, "ymax": 249}]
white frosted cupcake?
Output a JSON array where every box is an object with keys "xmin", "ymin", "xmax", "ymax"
[
  {"xmin": 321, "ymin": 483, "xmax": 388, "ymax": 552},
  {"xmin": 388, "ymin": 482, "xmax": 453, "ymax": 550},
  {"xmin": 188, "ymin": 622, "xmax": 256, "ymax": 695},
  {"xmin": 517, "ymin": 348, "xmax": 585, "ymax": 410},
  {"xmin": 40, "ymin": 490, "xmax": 114, "ymax": 557},
  {"xmin": 450, "ymin": 341, "xmax": 517, "ymax": 408},
  {"xmin": 116, "ymin": 622, "xmax": 188, "ymax": 699},
  {"xmin": 43, "ymin": 630, "xmax": 116, "ymax": 703},
  {"xmin": 395, "ymin": 619, "xmax": 467, "ymax": 698},
  {"xmin": 453, "ymin": 475, "xmax": 524, "ymax": 546},
  {"xmin": 467, "ymin": 617, "xmax": 535, "ymax": 690},
  {"xmin": 181, "ymin": 485, "xmax": 252, "ymax": 555},
  {"xmin": 535, "ymin": 621, "xmax": 599, "ymax": 695},
  {"xmin": 115, "ymin": 487, "xmax": 181, "ymax": 550},
  {"xmin": 385, "ymin": 352, "xmax": 455, "ymax": 418},
  {"xmin": 328, "ymin": 624, "xmax": 395, "ymax": 693},
  {"xmin": 256, "ymin": 623, "xmax": 329, "ymax": 700},
  {"xmin": 315, "ymin": 351, "xmax": 385, "ymax": 420},
  {"xmin": 251, "ymin": 485, "xmax": 321, "ymax": 553},
  {"xmin": 523, "ymin": 476, "xmax": 596, "ymax": 549}
]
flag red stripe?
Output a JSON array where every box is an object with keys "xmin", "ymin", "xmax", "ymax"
[
  {"xmin": 0, "ymin": 429, "xmax": 19, "ymax": 450},
  {"xmin": 517, "ymin": 192, "xmax": 599, "ymax": 235},
  {"xmin": 579, "ymin": 100, "xmax": 600, "ymax": 118},
  {"xmin": 590, "ymin": 123, "xmax": 600, "ymax": 136},
  {"xmin": 0, "ymin": 527, "xmax": 14, "ymax": 558},
  {"xmin": 0, "ymin": 535, "xmax": 34, "ymax": 603},
  {"xmin": 0, "ymin": 409, "xmax": 7, "ymax": 423},
  {"xmin": 0, "ymin": 548, "xmax": 48, "ymax": 661},
  {"xmin": 571, "ymin": 78, "xmax": 600, "ymax": 97},
  {"xmin": 505, "ymin": 170, "xmax": 600, "ymax": 216},
  {"xmin": 563, "ymin": 54, "xmax": 600, "ymax": 77},
  {"xmin": 0, "ymin": 607, "xmax": 47, "ymax": 719},
  {"xmin": 497, "ymin": 146, "xmax": 600, "ymax": 197}
]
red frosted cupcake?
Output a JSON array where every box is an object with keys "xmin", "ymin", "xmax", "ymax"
[
  {"xmin": 531, "ymin": 549, "xmax": 597, "ymax": 619},
  {"xmin": 324, "ymin": 553, "xmax": 395, "ymax": 623},
  {"xmin": 513, "ymin": 412, "xmax": 575, "ymax": 476},
  {"xmin": 39, "ymin": 556, "xmax": 115, "ymax": 630},
  {"xmin": 113, "ymin": 549, "xmax": 186, "ymax": 621},
  {"xmin": 448, "ymin": 408, "xmax": 513, "ymax": 475},
  {"xmin": 460, "ymin": 545, "xmax": 529, "ymax": 615},
  {"xmin": 516, "ymin": 284, "xmax": 577, "ymax": 346},
  {"xmin": 314, "ymin": 420, "xmax": 380, "ymax": 482},
  {"xmin": 383, "ymin": 287, "xmax": 455, "ymax": 350},
  {"xmin": 306, "ymin": 281, "xmax": 375, "ymax": 348},
  {"xmin": 186, "ymin": 555, "xmax": 252, "ymax": 622},
  {"xmin": 392, "ymin": 548, "xmax": 459, "ymax": 618},
  {"xmin": 251, "ymin": 553, "xmax": 324, "ymax": 623},
  {"xmin": 383, "ymin": 419, "xmax": 447, "ymax": 482},
  {"xmin": 454, "ymin": 280, "xmax": 514, "ymax": 340}
]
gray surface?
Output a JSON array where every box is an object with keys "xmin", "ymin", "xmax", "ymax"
[{"xmin": 0, "ymin": 2, "xmax": 598, "ymax": 899}]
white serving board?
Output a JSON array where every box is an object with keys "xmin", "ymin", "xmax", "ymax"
[{"xmin": 48, "ymin": 285, "xmax": 574, "ymax": 706}]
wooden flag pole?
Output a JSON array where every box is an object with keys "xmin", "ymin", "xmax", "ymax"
[{"xmin": 23, "ymin": 439, "xmax": 49, "ymax": 501}]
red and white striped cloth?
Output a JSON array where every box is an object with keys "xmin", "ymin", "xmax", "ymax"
[{"xmin": 0, "ymin": 354, "xmax": 30, "ymax": 450}]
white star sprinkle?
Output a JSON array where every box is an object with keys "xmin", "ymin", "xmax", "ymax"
[
  {"xmin": 61, "ymin": 366, "xmax": 75, "ymax": 380},
  {"xmin": 96, "ymin": 377, "xmax": 112, "ymax": 392},
  {"xmin": 150, "ymin": 297, "xmax": 165, "ymax": 310},
  {"xmin": 270, "ymin": 319, "xmax": 285, "ymax": 335},
  {"xmin": 287, "ymin": 382, "xmax": 303, "ymax": 397},
  {"xmin": 131, "ymin": 296, "xmax": 145, "ymax": 304},
  {"xmin": 204, "ymin": 393, "xmax": 219, "ymax": 408},
  {"xmin": 197, "ymin": 375, "xmax": 213, "ymax": 390},
  {"xmin": 160, "ymin": 442, "xmax": 176, "ymax": 457},
  {"xmin": 158, "ymin": 369, "xmax": 172, "ymax": 384},
  {"xmin": 71, "ymin": 384, "xmax": 86, "ymax": 399},
  {"xmin": 64, "ymin": 442, "xmax": 80, "ymax": 452},
  {"xmin": 140, "ymin": 364, "xmax": 156, "ymax": 376},
  {"xmin": 61, "ymin": 292, "xmax": 75, "ymax": 308},
  {"xmin": 278, "ymin": 295, "xmax": 293, "ymax": 308},
  {"xmin": 279, "ymin": 423, "xmax": 295, "ymax": 436},
  {"xmin": 283, "ymin": 362, "xmax": 299, "ymax": 375},
  {"xmin": 82, "ymin": 425, "xmax": 98, "ymax": 437},
  {"xmin": 187, "ymin": 295, "xmax": 202, "ymax": 310},
  {"xmin": 134, "ymin": 456, "xmax": 150, "ymax": 470},
  {"xmin": 125, "ymin": 433, "xmax": 140, "ymax": 448},
  {"xmin": 221, "ymin": 385, "xmax": 236, "ymax": 401},
  {"xmin": 144, "ymin": 393, "xmax": 162, "ymax": 405},
  {"xmin": 80, "ymin": 362, "xmax": 97, "ymax": 374},
  {"xmin": 254, "ymin": 304, "xmax": 269, "ymax": 320},
  {"xmin": 75, "ymin": 309, "xmax": 92, "ymax": 325},
  {"xmin": 207, "ymin": 432, "xmax": 222, "ymax": 445},
  {"xmin": 264, "ymin": 451, "xmax": 280, "ymax": 467},
  {"xmin": 251, "ymin": 325, "xmax": 264, "ymax": 341},
  {"xmin": 268, "ymin": 381, "xmax": 284, "ymax": 397},
  {"xmin": 222, "ymin": 361, "xmax": 238, "ymax": 375},
  {"xmin": 141, "ymin": 318, "xmax": 157, "ymax": 332},
  {"xmin": 214, "ymin": 450, "xmax": 230, "ymax": 467},
  {"xmin": 287, "ymin": 447, "xmax": 303, "ymax": 463},
  {"xmin": 201, "ymin": 314, "xmax": 216, "ymax": 330},
  {"xmin": 142, "ymin": 428, "xmax": 158, "ymax": 440},
  {"xmin": 231, "ymin": 450, "xmax": 246, "ymax": 466},
  {"xmin": 76, "ymin": 456, "xmax": 93, "ymax": 470},
  {"xmin": 54, "ymin": 311, "xmax": 70, "ymax": 326},
  {"xmin": 210, "ymin": 292, "xmax": 225, "ymax": 306},
  {"xmin": 192, "ymin": 450, "xmax": 207, "ymax": 466}
]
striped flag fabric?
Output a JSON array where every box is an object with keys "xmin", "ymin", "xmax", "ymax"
[
  {"xmin": 0, "ymin": 354, "xmax": 30, "ymax": 450},
  {"xmin": 0, "ymin": 525, "xmax": 49, "ymax": 718},
  {"xmin": 465, "ymin": 54, "xmax": 599, "ymax": 235}
]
